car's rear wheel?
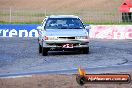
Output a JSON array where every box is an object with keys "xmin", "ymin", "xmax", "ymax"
[
  {"xmin": 42, "ymin": 47, "xmax": 48, "ymax": 56},
  {"xmin": 82, "ymin": 47, "xmax": 89, "ymax": 54},
  {"xmin": 39, "ymin": 44, "xmax": 42, "ymax": 53}
]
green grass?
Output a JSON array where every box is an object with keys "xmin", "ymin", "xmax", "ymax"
[
  {"xmin": 0, "ymin": 21, "xmax": 132, "ymax": 25},
  {"xmin": 84, "ymin": 22, "xmax": 132, "ymax": 25},
  {"xmin": 0, "ymin": 21, "xmax": 42, "ymax": 24}
]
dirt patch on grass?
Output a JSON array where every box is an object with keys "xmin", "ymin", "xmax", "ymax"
[
  {"xmin": 0, "ymin": 0, "xmax": 123, "ymax": 23},
  {"xmin": 0, "ymin": 0, "xmax": 123, "ymax": 11}
]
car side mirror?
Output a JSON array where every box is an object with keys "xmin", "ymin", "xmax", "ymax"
[
  {"xmin": 84, "ymin": 25, "xmax": 91, "ymax": 33},
  {"xmin": 37, "ymin": 26, "xmax": 42, "ymax": 30},
  {"xmin": 85, "ymin": 25, "xmax": 91, "ymax": 29}
]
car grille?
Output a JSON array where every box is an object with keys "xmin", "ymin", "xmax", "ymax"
[
  {"xmin": 58, "ymin": 37, "xmax": 75, "ymax": 39},
  {"xmin": 48, "ymin": 43, "xmax": 78, "ymax": 46}
]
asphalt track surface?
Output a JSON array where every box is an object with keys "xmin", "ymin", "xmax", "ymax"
[{"xmin": 0, "ymin": 38, "xmax": 132, "ymax": 77}]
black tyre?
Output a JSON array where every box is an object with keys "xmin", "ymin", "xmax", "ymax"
[
  {"xmin": 122, "ymin": 12, "xmax": 132, "ymax": 22},
  {"xmin": 122, "ymin": 13, "xmax": 126, "ymax": 22},
  {"xmin": 82, "ymin": 47, "xmax": 89, "ymax": 54},
  {"xmin": 129, "ymin": 13, "xmax": 132, "ymax": 22},
  {"xmin": 42, "ymin": 47, "xmax": 48, "ymax": 56},
  {"xmin": 39, "ymin": 44, "xmax": 42, "ymax": 53},
  {"xmin": 76, "ymin": 75, "xmax": 86, "ymax": 86}
]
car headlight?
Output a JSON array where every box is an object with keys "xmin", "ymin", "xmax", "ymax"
[
  {"xmin": 76, "ymin": 36, "xmax": 88, "ymax": 39},
  {"xmin": 48, "ymin": 36, "xmax": 58, "ymax": 40},
  {"xmin": 44, "ymin": 36, "xmax": 58, "ymax": 40}
]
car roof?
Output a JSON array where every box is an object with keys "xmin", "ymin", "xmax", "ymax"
[{"xmin": 47, "ymin": 15, "xmax": 79, "ymax": 19}]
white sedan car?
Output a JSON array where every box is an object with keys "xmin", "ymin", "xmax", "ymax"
[{"xmin": 37, "ymin": 15, "xmax": 90, "ymax": 56}]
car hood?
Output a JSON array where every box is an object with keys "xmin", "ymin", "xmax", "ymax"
[{"xmin": 45, "ymin": 29, "xmax": 88, "ymax": 36}]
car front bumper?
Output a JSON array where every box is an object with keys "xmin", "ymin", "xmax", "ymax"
[{"xmin": 42, "ymin": 39, "xmax": 89, "ymax": 48}]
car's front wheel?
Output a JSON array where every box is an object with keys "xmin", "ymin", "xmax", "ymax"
[
  {"xmin": 81, "ymin": 47, "xmax": 89, "ymax": 54},
  {"xmin": 42, "ymin": 47, "xmax": 48, "ymax": 56},
  {"xmin": 39, "ymin": 44, "xmax": 42, "ymax": 53}
]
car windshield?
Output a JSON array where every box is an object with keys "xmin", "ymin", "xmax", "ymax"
[{"xmin": 45, "ymin": 18, "xmax": 84, "ymax": 29}]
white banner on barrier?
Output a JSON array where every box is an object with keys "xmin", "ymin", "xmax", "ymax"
[
  {"xmin": 90, "ymin": 25, "xmax": 132, "ymax": 39},
  {"xmin": 0, "ymin": 29, "xmax": 38, "ymax": 37},
  {"xmin": 0, "ymin": 25, "xmax": 132, "ymax": 39}
]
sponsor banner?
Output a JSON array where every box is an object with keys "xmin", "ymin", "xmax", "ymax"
[
  {"xmin": 90, "ymin": 25, "xmax": 132, "ymax": 39},
  {"xmin": 0, "ymin": 24, "xmax": 132, "ymax": 39},
  {"xmin": 0, "ymin": 24, "xmax": 39, "ymax": 37},
  {"xmin": 76, "ymin": 67, "xmax": 131, "ymax": 85}
]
